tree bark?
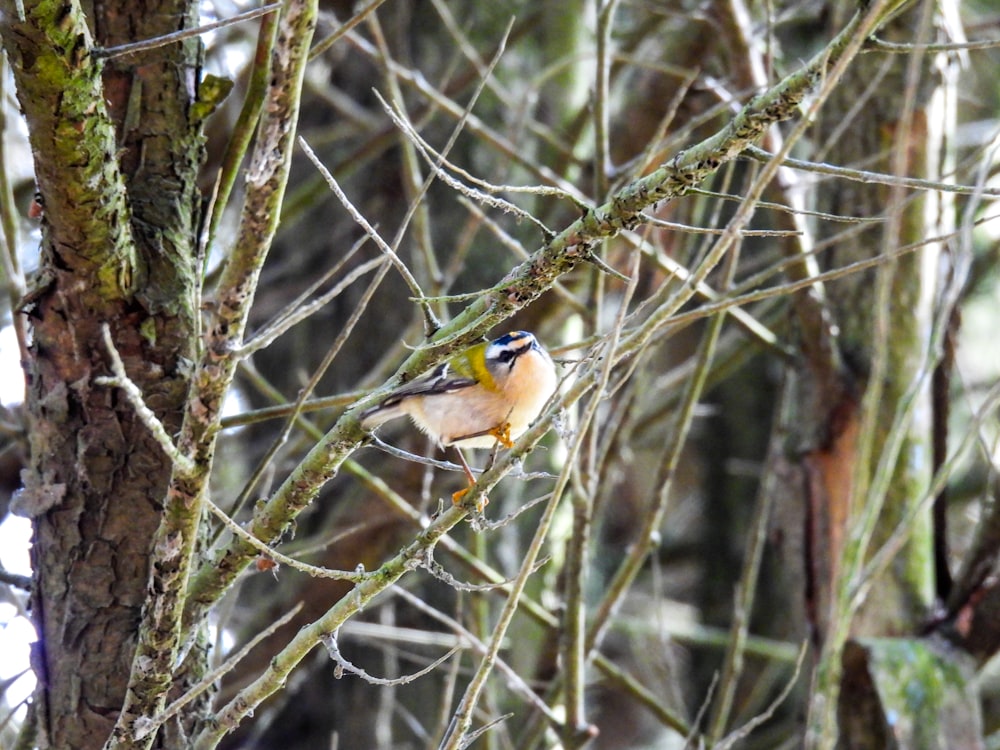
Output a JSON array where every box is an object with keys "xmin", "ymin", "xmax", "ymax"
[{"xmin": 0, "ymin": 0, "xmax": 203, "ymax": 746}]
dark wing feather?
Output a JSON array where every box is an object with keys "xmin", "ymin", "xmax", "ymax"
[{"xmin": 371, "ymin": 362, "xmax": 477, "ymax": 410}]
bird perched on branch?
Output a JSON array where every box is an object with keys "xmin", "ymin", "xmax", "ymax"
[{"xmin": 361, "ymin": 331, "xmax": 558, "ymax": 503}]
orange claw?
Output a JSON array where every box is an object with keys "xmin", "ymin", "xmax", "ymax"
[
  {"xmin": 452, "ymin": 486, "xmax": 487, "ymax": 512},
  {"xmin": 489, "ymin": 422, "xmax": 514, "ymax": 448}
]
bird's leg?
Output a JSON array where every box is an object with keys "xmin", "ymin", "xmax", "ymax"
[
  {"xmin": 451, "ymin": 448, "xmax": 486, "ymax": 510},
  {"xmin": 448, "ymin": 422, "xmax": 512, "ymax": 510},
  {"xmin": 454, "ymin": 448, "xmax": 477, "ymax": 485}
]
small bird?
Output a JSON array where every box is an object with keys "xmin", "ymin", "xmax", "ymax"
[{"xmin": 360, "ymin": 331, "xmax": 558, "ymax": 500}]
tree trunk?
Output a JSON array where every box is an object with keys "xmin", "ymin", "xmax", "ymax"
[{"xmin": 1, "ymin": 0, "xmax": 203, "ymax": 746}]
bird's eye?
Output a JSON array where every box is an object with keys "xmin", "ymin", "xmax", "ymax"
[{"xmin": 495, "ymin": 347, "xmax": 516, "ymax": 364}]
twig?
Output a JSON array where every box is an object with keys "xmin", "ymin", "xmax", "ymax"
[
  {"xmin": 241, "ymin": 250, "xmax": 384, "ymax": 356},
  {"xmin": 422, "ymin": 547, "xmax": 548, "ymax": 592},
  {"xmin": 375, "ymin": 91, "xmax": 559, "ymax": 239},
  {"xmin": 203, "ymin": 5, "xmax": 281, "ymax": 255},
  {"xmin": 231, "ymin": 260, "xmax": 390, "ymax": 514},
  {"xmin": 309, "ymin": 0, "xmax": 392, "ymax": 60},
  {"xmin": 204, "ymin": 498, "xmax": 371, "ymax": 582},
  {"xmin": 339, "ymin": 619, "xmax": 468, "ymax": 649},
  {"xmin": 685, "ymin": 672, "xmax": 720, "ymax": 750},
  {"xmin": 92, "ymin": 3, "xmax": 283, "ymax": 59},
  {"xmin": 133, "ymin": 603, "xmax": 305, "ymax": 740},
  {"xmin": 368, "ymin": 434, "xmax": 474, "ymax": 476},
  {"xmin": 641, "ymin": 213, "xmax": 801, "ymax": 236},
  {"xmin": 861, "ymin": 378, "xmax": 1000, "ymax": 607},
  {"xmin": 629, "ymin": 223, "xmax": 979, "ymax": 346},
  {"xmin": 319, "ymin": 628, "xmax": 462, "ymax": 686},
  {"xmin": 192, "ymin": 501, "xmax": 469, "ymax": 748},
  {"xmin": 95, "ymin": 324, "xmax": 195, "ymax": 475},
  {"xmin": 448, "ymin": 714, "xmax": 514, "ymax": 750},
  {"xmin": 743, "ymin": 144, "xmax": 1000, "ymax": 197},
  {"xmin": 0, "ymin": 565, "xmax": 31, "ymax": 591},
  {"xmin": 630, "ymin": 231, "xmax": 791, "ymax": 356},
  {"xmin": 715, "ymin": 642, "xmax": 809, "ymax": 750},
  {"xmin": 392, "ymin": 586, "xmax": 565, "ymax": 728},
  {"xmin": 299, "ymin": 137, "xmax": 432, "ymax": 315},
  {"xmin": 469, "ymin": 491, "xmax": 554, "ymax": 532},
  {"xmin": 219, "ymin": 391, "xmax": 365, "ymax": 430},
  {"xmin": 563, "ymin": 248, "xmax": 641, "ymax": 744},
  {"xmin": 437, "ymin": 423, "xmax": 579, "ymax": 747},
  {"xmin": 867, "ymin": 35, "xmax": 1000, "ymax": 53},
  {"xmin": 344, "ymin": 28, "xmax": 588, "ymax": 199},
  {"xmin": 687, "ymin": 186, "xmax": 886, "ymax": 223}
]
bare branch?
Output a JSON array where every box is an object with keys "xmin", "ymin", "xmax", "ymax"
[
  {"xmin": 133, "ymin": 604, "xmax": 305, "ymax": 740},
  {"xmin": 92, "ymin": 3, "xmax": 282, "ymax": 59},
  {"xmin": 319, "ymin": 628, "xmax": 462, "ymax": 686},
  {"xmin": 203, "ymin": 499, "xmax": 371, "ymax": 582},
  {"xmin": 95, "ymin": 324, "xmax": 195, "ymax": 475}
]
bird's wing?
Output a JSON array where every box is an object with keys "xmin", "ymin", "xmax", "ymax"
[{"xmin": 377, "ymin": 362, "xmax": 477, "ymax": 406}]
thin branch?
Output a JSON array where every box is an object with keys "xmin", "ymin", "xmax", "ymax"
[
  {"xmin": 715, "ymin": 642, "xmax": 809, "ymax": 750},
  {"xmin": 391, "ymin": 586, "xmax": 566, "ymax": 728},
  {"xmin": 218, "ymin": 390, "xmax": 365, "ymax": 430},
  {"xmin": 319, "ymin": 629, "xmax": 461, "ymax": 686},
  {"xmin": 744, "ymin": 144, "xmax": 1000, "ymax": 197},
  {"xmin": 241, "ymin": 242, "xmax": 381, "ymax": 356},
  {"xmin": 861, "ymin": 379, "xmax": 1000, "ymax": 607},
  {"xmin": 365, "ymin": 12, "xmax": 445, "ymax": 330},
  {"xmin": 299, "ymin": 137, "xmax": 431, "ymax": 313},
  {"xmin": 563, "ymin": 248, "xmax": 641, "ymax": 745},
  {"xmin": 641, "ymin": 213, "xmax": 802, "ymax": 236},
  {"xmin": 203, "ymin": 5, "xmax": 280, "ymax": 255},
  {"xmin": 133, "ymin": 604, "xmax": 305, "ymax": 740},
  {"xmin": 192, "ymin": 502, "xmax": 470, "ymax": 749},
  {"xmin": 423, "ymin": 544, "xmax": 548, "ymax": 593},
  {"xmin": 231, "ymin": 259, "xmax": 390, "ymax": 514},
  {"xmin": 687, "ymin": 186, "xmax": 886, "ymax": 223},
  {"xmin": 344, "ymin": 28, "xmax": 590, "ymax": 198},
  {"xmin": 203, "ymin": 498, "xmax": 371, "ymax": 582},
  {"xmin": 92, "ymin": 3, "xmax": 283, "ymax": 59},
  {"xmin": 372, "ymin": 15, "xmax": 521, "ymax": 334},
  {"xmin": 390, "ymin": 116, "xmax": 589, "ymax": 206},
  {"xmin": 593, "ymin": 0, "xmax": 623, "ymax": 197},
  {"xmin": 309, "ymin": 0, "xmax": 393, "ymax": 60},
  {"xmin": 630, "ymin": 231, "xmax": 792, "ymax": 356},
  {"xmin": 437, "ymin": 462, "xmax": 570, "ymax": 747},
  {"xmin": 375, "ymin": 91, "xmax": 558, "ymax": 239},
  {"xmin": 0, "ymin": 566, "xmax": 31, "ymax": 591},
  {"xmin": 339, "ymin": 619, "xmax": 469, "ymax": 649},
  {"xmin": 455, "ymin": 197, "xmax": 590, "ymax": 316},
  {"xmin": 95, "ymin": 324, "xmax": 195, "ymax": 475},
  {"xmin": 867, "ymin": 35, "xmax": 1000, "ymax": 53},
  {"xmin": 629, "ymin": 223, "xmax": 977, "ymax": 347},
  {"xmin": 369, "ymin": 434, "xmax": 476, "ymax": 477}
]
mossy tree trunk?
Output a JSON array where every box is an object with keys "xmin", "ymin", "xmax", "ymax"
[{"xmin": 0, "ymin": 0, "xmax": 203, "ymax": 747}]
